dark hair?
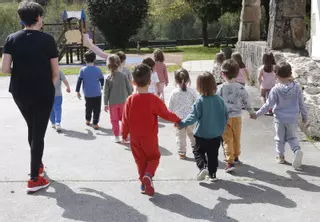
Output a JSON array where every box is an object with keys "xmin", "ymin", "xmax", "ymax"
[
  {"xmin": 231, "ymin": 52, "xmax": 246, "ymax": 69},
  {"xmin": 221, "ymin": 59, "xmax": 240, "ymax": 80},
  {"xmin": 263, "ymin": 52, "xmax": 275, "ymax": 73},
  {"xmin": 84, "ymin": 50, "xmax": 96, "ymax": 63},
  {"xmin": 153, "ymin": 49, "xmax": 165, "ymax": 62},
  {"xmin": 132, "ymin": 64, "xmax": 151, "ymax": 87},
  {"xmin": 116, "ymin": 51, "xmax": 126, "ymax": 63},
  {"xmin": 216, "ymin": 52, "xmax": 226, "ymax": 65},
  {"xmin": 107, "ymin": 54, "xmax": 121, "ymax": 73},
  {"xmin": 17, "ymin": 1, "xmax": 44, "ymax": 27},
  {"xmin": 174, "ymin": 69, "xmax": 190, "ymax": 92},
  {"xmin": 275, "ymin": 62, "xmax": 292, "ymax": 78},
  {"xmin": 142, "ymin": 57, "xmax": 156, "ymax": 71},
  {"xmin": 197, "ymin": 72, "xmax": 217, "ymax": 96}
]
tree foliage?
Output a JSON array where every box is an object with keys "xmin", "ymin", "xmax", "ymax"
[{"xmin": 87, "ymin": 0, "xmax": 149, "ymax": 48}]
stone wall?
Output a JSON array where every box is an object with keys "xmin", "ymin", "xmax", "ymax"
[{"xmin": 237, "ymin": 41, "xmax": 320, "ymax": 139}]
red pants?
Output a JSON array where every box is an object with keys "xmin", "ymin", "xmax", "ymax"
[{"xmin": 130, "ymin": 135, "xmax": 160, "ymax": 182}]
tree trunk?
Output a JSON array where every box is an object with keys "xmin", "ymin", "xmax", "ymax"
[
  {"xmin": 262, "ymin": 0, "xmax": 270, "ymax": 37},
  {"xmin": 201, "ymin": 18, "xmax": 209, "ymax": 47}
]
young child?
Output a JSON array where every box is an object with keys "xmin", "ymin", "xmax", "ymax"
[
  {"xmin": 168, "ymin": 69, "xmax": 198, "ymax": 159},
  {"xmin": 255, "ymin": 62, "xmax": 308, "ymax": 169},
  {"xmin": 217, "ymin": 59, "xmax": 256, "ymax": 172},
  {"xmin": 122, "ymin": 64, "xmax": 180, "ymax": 196},
  {"xmin": 258, "ymin": 52, "xmax": 276, "ymax": 114},
  {"xmin": 50, "ymin": 70, "xmax": 70, "ymax": 132},
  {"xmin": 231, "ymin": 52, "xmax": 250, "ymax": 86},
  {"xmin": 116, "ymin": 51, "xmax": 133, "ymax": 88},
  {"xmin": 212, "ymin": 52, "xmax": 226, "ymax": 86},
  {"xmin": 104, "ymin": 54, "xmax": 132, "ymax": 143},
  {"xmin": 178, "ymin": 72, "xmax": 228, "ymax": 181},
  {"xmin": 142, "ymin": 57, "xmax": 160, "ymax": 95},
  {"xmin": 76, "ymin": 51, "xmax": 104, "ymax": 130},
  {"xmin": 153, "ymin": 49, "xmax": 168, "ymax": 101}
]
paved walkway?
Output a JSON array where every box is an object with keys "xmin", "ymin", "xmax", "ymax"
[
  {"xmin": 182, "ymin": 60, "xmax": 214, "ymax": 72},
  {"xmin": 0, "ymin": 71, "xmax": 320, "ymax": 221}
]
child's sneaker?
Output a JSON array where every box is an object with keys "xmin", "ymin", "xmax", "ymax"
[
  {"xmin": 140, "ymin": 184, "xmax": 146, "ymax": 194},
  {"xmin": 276, "ymin": 155, "xmax": 285, "ymax": 164},
  {"xmin": 26, "ymin": 176, "xmax": 50, "ymax": 193},
  {"xmin": 86, "ymin": 121, "xmax": 91, "ymax": 126},
  {"xmin": 234, "ymin": 157, "xmax": 241, "ymax": 165},
  {"xmin": 225, "ymin": 163, "xmax": 236, "ymax": 173},
  {"xmin": 56, "ymin": 124, "xmax": 62, "ymax": 133},
  {"xmin": 179, "ymin": 153, "xmax": 186, "ymax": 159},
  {"xmin": 112, "ymin": 136, "xmax": 121, "ymax": 143},
  {"xmin": 292, "ymin": 149, "xmax": 303, "ymax": 169},
  {"xmin": 197, "ymin": 168, "xmax": 209, "ymax": 181},
  {"xmin": 207, "ymin": 173, "xmax": 218, "ymax": 182},
  {"xmin": 51, "ymin": 123, "xmax": 56, "ymax": 129},
  {"xmin": 142, "ymin": 174, "xmax": 155, "ymax": 196},
  {"xmin": 38, "ymin": 164, "xmax": 44, "ymax": 177},
  {"xmin": 93, "ymin": 124, "xmax": 99, "ymax": 130}
]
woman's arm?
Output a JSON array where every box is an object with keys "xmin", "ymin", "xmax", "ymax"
[{"xmin": 83, "ymin": 34, "xmax": 108, "ymax": 59}]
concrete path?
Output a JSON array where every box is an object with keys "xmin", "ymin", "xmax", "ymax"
[
  {"xmin": 0, "ymin": 73, "xmax": 320, "ymax": 222},
  {"xmin": 182, "ymin": 60, "xmax": 214, "ymax": 72}
]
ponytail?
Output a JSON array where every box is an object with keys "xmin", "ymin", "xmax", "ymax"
[{"xmin": 181, "ymin": 79, "xmax": 187, "ymax": 91}]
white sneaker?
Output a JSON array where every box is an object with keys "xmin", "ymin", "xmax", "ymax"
[
  {"xmin": 112, "ymin": 136, "xmax": 121, "ymax": 143},
  {"xmin": 51, "ymin": 124, "xmax": 56, "ymax": 129},
  {"xmin": 292, "ymin": 150, "xmax": 303, "ymax": 169},
  {"xmin": 56, "ymin": 125, "xmax": 62, "ymax": 133},
  {"xmin": 197, "ymin": 168, "xmax": 209, "ymax": 181}
]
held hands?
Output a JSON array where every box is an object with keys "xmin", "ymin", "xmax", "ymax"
[
  {"xmin": 104, "ymin": 105, "xmax": 110, "ymax": 113},
  {"xmin": 77, "ymin": 92, "xmax": 81, "ymax": 100},
  {"xmin": 66, "ymin": 87, "xmax": 71, "ymax": 93},
  {"xmin": 174, "ymin": 122, "xmax": 183, "ymax": 130}
]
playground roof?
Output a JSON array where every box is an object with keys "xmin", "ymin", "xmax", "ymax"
[{"xmin": 62, "ymin": 9, "xmax": 86, "ymax": 21}]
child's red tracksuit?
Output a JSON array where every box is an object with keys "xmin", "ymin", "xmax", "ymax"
[{"xmin": 122, "ymin": 93, "xmax": 180, "ymax": 181}]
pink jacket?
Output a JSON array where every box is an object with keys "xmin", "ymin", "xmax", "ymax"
[{"xmin": 154, "ymin": 62, "xmax": 168, "ymax": 84}]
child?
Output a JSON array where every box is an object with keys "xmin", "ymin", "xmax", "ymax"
[
  {"xmin": 104, "ymin": 54, "xmax": 132, "ymax": 143},
  {"xmin": 142, "ymin": 57, "xmax": 160, "ymax": 95},
  {"xmin": 178, "ymin": 72, "xmax": 228, "ymax": 181},
  {"xmin": 168, "ymin": 69, "xmax": 198, "ymax": 159},
  {"xmin": 258, "ymin": 52, "xmax": 276, "ymax": 114},
  {"xmin": 76, "ymin": 51, "xmax": 104, "ymax": 130},
  {"xmin": 255, "ymin": 62, "xmax": 308, "ymax": 169},
  {"xmin": 122, "ymin": 64, "xmax": 180, "ymax": 196},
  {"xmin": 231, "ymin": 52, "xmax": 250, "ymax": 86},
  {"xmin": 116, "ymin": 51, "xmax": 133, "ymax": 88},
  {"xmin": 217, "ymin": 59, "xmax": 256, "ymax": 172},
  {"xmin": 50, "ymin": 70, "xmax": 70, "ymax": 132},
  {"xmin": 153, "ymin": 49, "xmax": 168, "ymax": 101},
  {"xmin": 212, "ymin": 52, "xmax": 226, "ymax": 85}
]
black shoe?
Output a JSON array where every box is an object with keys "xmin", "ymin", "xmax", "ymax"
[{"xmin": 208, "ymin": 173, "xmax": 218, "ymax": 182}]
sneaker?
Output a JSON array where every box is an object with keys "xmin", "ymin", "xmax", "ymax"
[
  {"xmin": 140, "ymin": 184, "xmax": 146, "ymax": 194},
  {"xmin": 86, "ymin": 121, "xmax": 91, "ymax": 126},
  {"xmin": 51, "ymin": 123, "xmax": 56, "ymax": 129},
  {"xmin": 56, "ymin": 125, "xmax": 62, "ymax": 133},
  {"xmin": 208, "ymin": 174, "xmax": 218, "ymax": 182},
  {"xmin": 112, "ymin": 136, "xmax": 121, "ymax": 143},
  {"xmin": 179, "ymin": 153, "xmax": 186, "ymax": 159},
  {"xmin": 38, "ymin": 164, "xmax": 44, "ymax": 177},
  {"xmin": 234, "ymin": 157, "xmax": 241, "ymax": 165},
  {"xmin": 276, "ymin": 155, "xmax": 285, "ymax": 164},
  {"xmin": 225, "ymin": 163, "xmax": 236, "ymax": 173},
  {"xmin": 197, "ymin": 168, "xmax": 209, "ymax": 181},
  {"xmin": 142, "ymin": 174, "xmax": 155, "ymax": 196},
  {"xmin": 26, "ymin": 176, "xmax": 50, "ymax": 193},
  {"xmin": 292, "ymin": 149, "xmax": 303, "ymax": 169},
  {"xmin": 93, "ymin": 124, "xmax": 99, "ymax": 130}
]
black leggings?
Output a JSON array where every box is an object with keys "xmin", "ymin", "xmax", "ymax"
[
  {"xmin": 13, "ymin": 95, "xmax": 54, "ymax": 179},
  {"xmin": 85, "ymin": 96, "xmax": 101, "ymax": 125}
]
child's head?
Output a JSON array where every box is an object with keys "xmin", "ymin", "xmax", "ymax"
[
  {"xmin": 275, "ymin": 62, "xmax": 292, "ymax": 79},
  {"xmin": 153, "ymin": 49, "xmax": 165, "ymax": 63},
  {"xmin": 196, "ymin": 72, "xmax": 217, "ymax": 96},
  {"xmin": 215, "ymin": 52, "xmax": 226, "ymax": 65},
  {"xmin": 231, "ymin": 52, "xmax": 245, "ymax": 69},
  {"xmin": 262, "ymin": 52, "xmax": 275, "ymax": 73},
  {"xmin": 107, "ymin": 54, "xmax": 121, "ymax": 73},
  {"xmin": 221, "ymin": 59, "xmax": 240, "ymax": 80},
  {"xmin": 84, "ymin": 50, "xmax": 96, "ymax": 64},
  {"xmin": 116, "ymin": 51, "xmax": 126, "ymax": 65},
  {"xmin": 174, "ymin": 69, "xmax": 190, "ymax": 92},
  {"xmin": 132, "ymin": 64, "xmax": 151, "ymax": 87},
  {"xmin": 142, "ymin": 57, "xmax": 156, "ymax": 71}
]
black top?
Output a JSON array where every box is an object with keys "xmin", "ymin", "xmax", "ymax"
[{"xmin": 3, "ymin": 30, "xmax": 58, "ymax": 98}]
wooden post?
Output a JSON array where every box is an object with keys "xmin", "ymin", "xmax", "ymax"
[
  {"xmin": 70, "ymin": 47, "xmax": 73, "ymax": 64},
  {"xmin": 66, "ymin": 46, "xmax": 69, "ymax": 65}
]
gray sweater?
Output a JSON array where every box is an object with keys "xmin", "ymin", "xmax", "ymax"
[{"xmin": 104, "ymin": 71, "xmax": 132, "ymax": 105}]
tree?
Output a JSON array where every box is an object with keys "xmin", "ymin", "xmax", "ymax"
[
  {"xmin": 87, "ymin": 0, "xmax": 149, "ymax": 48},
  {"xmin": 185, "ymin": 0, "xmax": 241, "ymax": 47}
]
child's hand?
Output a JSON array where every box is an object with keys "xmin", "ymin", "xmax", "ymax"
[
  {"xmin": 77, "ymin": 92, "xmax": 81, "ymax": 100},
  {"xmin": 250, "ymin": 113, "xmax": 257, "ymax": 120},
  {"xmin": 104, "ymin": 105, "xmax": 109, "ymax": 112},
  {"xmin": 302, "ymin": 119, "xmax": 309, "ymax": 128},
  {"xmin": 66, "ymin": 87, "xmax": 71, "ymax": 93}
]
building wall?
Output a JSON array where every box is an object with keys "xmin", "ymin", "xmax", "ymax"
[{"xmin": 311, "ymin": 0, "xmax": 320, "ymax": 60}]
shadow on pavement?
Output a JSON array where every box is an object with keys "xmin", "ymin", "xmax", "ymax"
[
  {"xmin": 150, "ymin": 193, "xmax": 239, "ymax": 222},
  {"xmin": 123, "ymin": 144, "xmax": 173, "ymax": 156},
  {"xmin": 35, "ymin": 178, "xmax": 147, "ymax": 222},
  {"xmin": 62, "ymin": 129, "xmax": 96, "ymax": 140},
  {"xmin": 96, "ymin": 127, "xmax": 114, "ymax": 136}
]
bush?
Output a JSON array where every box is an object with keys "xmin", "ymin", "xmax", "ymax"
[{"xmin": 0, "ymin": 3, "xmax": 20, "ymax": 45}]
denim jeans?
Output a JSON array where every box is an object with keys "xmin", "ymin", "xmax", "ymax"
[{"xmin": 50, "ymin": 96, "xmax": 63, "ymax": 125}]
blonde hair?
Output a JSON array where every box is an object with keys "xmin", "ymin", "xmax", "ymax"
[{"xmin": 107, "ymin": 54, "xmax": 121, "ymax": 73}]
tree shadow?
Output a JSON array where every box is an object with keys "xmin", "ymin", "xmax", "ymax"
[
  {"xmin": 62, "ymin": 129, "xmax": 96, "ymax": 140},
  {"xmin": 150, "ymin": 193, "xmax": 239, "ymax": 222},
  {"xmin": 34, "ymin": 178, "xmax": 147, "ymax": 222},
  {"xmin": 123, "ymin": 144, "xmax": 173, "ymax": 156},
  {"xmin": 96, "ymin": 127, "xmax": 114, "ymax": 136}
]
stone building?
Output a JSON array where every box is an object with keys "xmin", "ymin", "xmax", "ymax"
[{"xmin": 237, "ymin": 0, "xmax": 320, "ymax": 139}]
